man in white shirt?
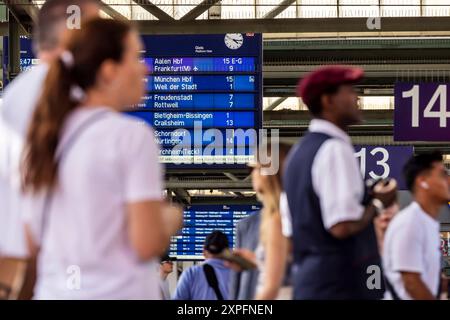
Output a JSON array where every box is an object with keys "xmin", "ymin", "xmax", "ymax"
[
  {"xmin": 0, "ymin": 0, "xmax": 100, "ymax": 258},
  {"xmin": 282, "ymin": 66, "xmax": 397, "ymax": 299},
  {"xmin": 384, "ymin": 152, "xmax": 450, "ymax": 300}
]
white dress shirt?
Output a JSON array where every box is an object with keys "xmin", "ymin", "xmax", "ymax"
[
  {"xmin": 0, "ymin": 64, "xmax": 49, "ymax": 257},
  {"xmin": 281, "ymin": 119, "xmax": 365, "ymax": 237}
]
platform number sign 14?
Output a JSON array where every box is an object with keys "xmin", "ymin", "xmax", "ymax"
[{"xmin": 394, "ymin": 83, "xmax": 450, "ymax": 141}]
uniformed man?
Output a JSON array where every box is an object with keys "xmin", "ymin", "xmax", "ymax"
[{"xmin": 281, "ymin": 66, "xmax": 397, "ymax": 299}]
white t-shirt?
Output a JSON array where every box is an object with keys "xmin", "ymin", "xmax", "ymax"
[
  {"xmin": 0, "ymin": 64, "xmax": 49, "ymax": 257},
  {"xmin": 159, "ymin": 278, "xmax": 171, "ymax": 300},
  {"xmin": 281, "ymin": 119, "xmax": 365, "ymax": 237},
  {"xmin": 383, "ymin": 202, "xmax": 441, "ymax": 300},
  {"xmin": 23, "ymin": 106, "xmax": 164, "ymax": 299}
]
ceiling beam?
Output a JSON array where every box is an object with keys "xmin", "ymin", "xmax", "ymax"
[
  {"xmin": 166, "ymin": 180, "xmax": 252, "ymax": 189},
  {"xmin": 21, "ymin": 1, "xmax": 38, "ymax": 23},
  {"xmin": 172, "ymin": 188, "xmax": 191, "ymax": 205},
  {"xmin": 135, "ymin": 17, "xmax": 450, "ymax": 34},
  {"xmin": 100, "ymin": 1, "xmax": 128, "ymax": 21},
  {"xmin": 134, "ymin": 0, "xmax": 174, "ymax": 21},
  {"xmin": 3, "ymin": 17, "xmax": 450, "ymax": 36},
  {"xmin": 265, "ymin": 97, "xmax": 287, "ymax": 111},
  {"xmin": 184, "ymin": 196, "xmax": 258, "ymax": 205},
  {"xmin": 263, "ymin": 0, "xmax": 296, "ymax": 19},
  {"xmin": 4, "ymin": 0, "xmax": 38, "ymax": 33},
  {"xmin": 223, "ymin": 172, "xmax": 240, "ymax": 182},
  {"xmin": 179, "ymin": 0, "xmax": 221, "ymax": 21}
]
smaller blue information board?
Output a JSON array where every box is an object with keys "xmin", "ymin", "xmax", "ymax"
[
  {"xmin": 170, "ymin": 204, "xmax": 261, "ymax": 260},
  {"xmin": 3, "ymin": 36, "xmax": 38, "ymax": 85}
]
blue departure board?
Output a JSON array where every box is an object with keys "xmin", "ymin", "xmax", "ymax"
[
  {"xmin": 170, "ymin": 204, "xmax": 261, "ymax": 260},
  {"xmin": 126, "ymin": 34, "xmax": 263, "ymax": 168},
  {"xmin": 2, "ymin": 36, "xmax": 38, "ymax": 85}
]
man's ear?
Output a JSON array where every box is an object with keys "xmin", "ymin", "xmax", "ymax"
[{"xmin": 320, "ymin": 94, "xmax": 332, "ymax": 113}]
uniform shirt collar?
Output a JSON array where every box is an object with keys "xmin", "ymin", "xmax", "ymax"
[{"xmin": 308, "ymin": 119, "xmax": 352, "ymax": 145}]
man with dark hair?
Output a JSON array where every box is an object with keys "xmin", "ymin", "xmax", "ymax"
[
  {"xmin": 281, "ymin": 65, "xmax": 397, "ymax": 299},
  {"xmin": 173, "ymin": 231, "xmax": 231, "ymax": 300},
  {"xmin": 0, "ymin": 0, "xmax": 100, "ymax": 258},
  {"xmin": 159, "ymin": 253, "xmax": 176, "ymax": 300},
  {"xmin": 383, "ymin": 152, "xmax": 450, "ymax": 300}
]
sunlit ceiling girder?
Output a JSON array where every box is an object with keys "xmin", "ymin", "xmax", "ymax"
[
  {"xmin": 179, "ymin": 0, "xmax": 222, "ymax": 21},
  {"xmin": 133, "ymin": 0, "xmax": 174, "ymax": 21},
  {"xmin": 100, "ymin": 1, "xmax": 128, "ymax": 20},
  {"xmin": 135, "ymin": 16, "xmax": 450, "ymax": 34},
  {"xmin": 4, "ymin": 0, "xmax": 38, "ymax": 33},
  {"xmin": 265, "ymin": 97, "xmax": 288, "ymax": 110},
  {"xmin": 263, "ymin": 0, "xmax": 296, "ymax": 19}
]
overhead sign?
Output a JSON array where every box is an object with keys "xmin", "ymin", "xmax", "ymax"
[
  {"xmin": 394, "ymin": 83, "xmax": 450, "ymax": 141},
  {"xmin": 354, "ymin": 145, "xmax": 414, "ymax": 190},
  {"xmin": 126, "ymin": 34, "xmax": 263, "ymax": 169},
  {"xmin": 170, "ymin": 204, "xmax": 261, "ymax": 260},
  {"xmin": 2, "ymin": 36, "xmax": 38, "ymax": 85}
]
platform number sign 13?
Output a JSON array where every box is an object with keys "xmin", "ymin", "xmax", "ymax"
[
  {"xmin": 394, "ymin": 83, "xmax": 450, "ymax": 141},
  {"xmin": 354, "ymin": 146, "xmax": 414, "ymax": 190}
]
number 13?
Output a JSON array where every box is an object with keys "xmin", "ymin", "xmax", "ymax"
[{"xmin": 355, "ymin": 147, "xmax": 390, "ymax": 179}]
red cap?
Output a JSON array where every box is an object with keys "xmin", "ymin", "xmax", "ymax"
[{"xmin": 297, "ymin": 65, "xmax": 364, "ymax": 107}]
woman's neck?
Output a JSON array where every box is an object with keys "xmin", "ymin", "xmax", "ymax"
[{"xmin": 82, "ymin": 89, "xmax": 121, "ymax": 111}]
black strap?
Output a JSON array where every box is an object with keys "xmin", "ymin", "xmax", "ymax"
[
  {"xmin": 39, "ymin": 110, "xmax": 110, "ymax": 243},
  {"xmin": 437, "ymin": 274, "xmax": 442, "ymax": 299},
  {"xmin": 384, "ymin": 277, "xmax": 401, "ymax": 300},
  {"xmin": 203, "ymin": 264, "xmax": 224, "ymax": 300},
  {"xmin": 385, "ymin": 274, "xmax": 442, "ymax": 300}
]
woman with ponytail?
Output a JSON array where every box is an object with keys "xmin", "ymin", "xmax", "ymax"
[{"xmin": 21, "ymin": 18, "xmax": 182, "ymax": 299}]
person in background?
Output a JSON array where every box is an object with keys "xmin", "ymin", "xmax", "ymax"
[
  {"xmin": 20, "ymin": 18, "xmax": 182, "ymax": 299},
  {"xmin": 228, "ymin": 211, "xmax": 260, "ymax": 300},
  {"xmin": 159, "ymin": 253, "xmax": 175, "ymax": 300},
  {"xmin": 374, "ymin": 203, "xmax": 399, "ymax": 255},
  {"xmin": 173, "ymin": 231, "xmax": 230, "ymax": 300},
  {"xmin": 228, "ymin": 143, "xmax": 293, "ymax": 300},
  {"xmin": 383, "ymin": 152, "xmax": 450, "ymax": 300},
  {"xmin": 282, "ymin": 66, "xmax": 397, "ymax": 300},
  {"xmin": 2, "ymin": 0, "xmax": 101, "ymax": 142},
  {"xmin": 0, "ymin": 0, "xmax": 100, "ymax": 263}
]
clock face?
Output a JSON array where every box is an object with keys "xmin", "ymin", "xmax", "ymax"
[{"xmin": 224, "ymin": 33, "xmax": 244, "ymax": 50}]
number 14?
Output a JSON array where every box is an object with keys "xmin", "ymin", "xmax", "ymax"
[{"xmin": 402, "ymin": 84, "xmax": 450, "ymax": 128}]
